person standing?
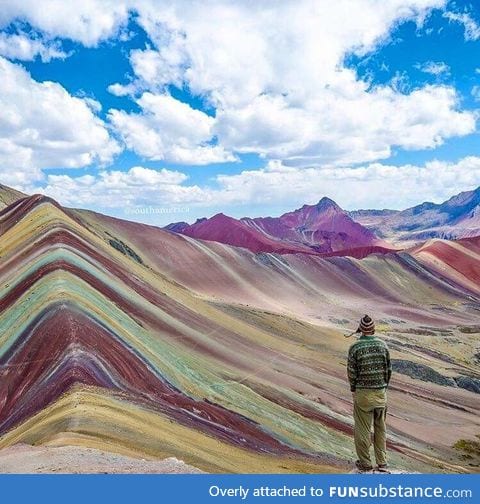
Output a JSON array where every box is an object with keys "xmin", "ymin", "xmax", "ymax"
[{"xmin": 347, "ymin": 315, "xmax": 392, "ymax": 472}]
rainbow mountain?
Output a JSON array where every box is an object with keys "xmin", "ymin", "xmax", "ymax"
[{"xmin": 0, "ymin": 188, "xmax": 479, "ymax": 473}]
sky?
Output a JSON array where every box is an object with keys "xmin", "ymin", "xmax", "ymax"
[{"xmin": 0, "ymin": 0, "xmax": 480, "ymax": 225}]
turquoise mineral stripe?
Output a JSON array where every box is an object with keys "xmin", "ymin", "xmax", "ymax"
[{"xmin": 0, "ymin": 271, "xmax": 356, "ymax": 457}]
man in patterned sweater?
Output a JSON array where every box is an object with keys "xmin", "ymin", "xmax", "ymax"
[{"xmin": 347, "ymin": 315, "xmax": 392, "ymax": 472}]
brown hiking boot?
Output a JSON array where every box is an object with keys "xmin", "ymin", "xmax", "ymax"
[{"xmin": 355, "ymin": 460, "xmax": 373, "ymax": 472}]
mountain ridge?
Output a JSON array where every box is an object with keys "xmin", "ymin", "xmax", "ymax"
[
  {"xmin": 0, "ymin": 183, "xmax": 26, "ymax": 210},
  {"xmin": 3, "ymin": 183, "xmax": 480, "ymax": 253},
  {"xmin": 350, "ymin": 186, "xmax": 480, "ymax": 244},
  {"xmin": 165, "ymin": 186, "xmax": 480, "ymax": 253},
  {"xmin": 170, "ymin": 197, "xmax": 393, "ymax": 256}
]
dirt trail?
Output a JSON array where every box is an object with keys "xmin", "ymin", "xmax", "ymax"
[{"xmin": 0, "ymin": 444, "xmax": 203, "ymax": 473}]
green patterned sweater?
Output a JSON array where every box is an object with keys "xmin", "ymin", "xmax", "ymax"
[{"xmin": 347, "ymin": 335, "xmax": 392, "ymax": 392}]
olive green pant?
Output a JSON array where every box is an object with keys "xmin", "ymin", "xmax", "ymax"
[{"xmin": 353, "ymin": 388, "xmax": 387, "ymax": 468}]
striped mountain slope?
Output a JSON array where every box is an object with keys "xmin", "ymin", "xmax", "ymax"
[
  {"xmin": 0, "ymin": 194, "xmax": 479, "ymax": 473},
  {"xmin": 0, "ymin": 184, "xmax": 25, "ymax": 210}
]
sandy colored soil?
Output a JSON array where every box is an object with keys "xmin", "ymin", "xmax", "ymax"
[
  {"xmin": 350, "ymin": 469, "xmax": 414, "ymax": 474},
  {"xmin": 0, "ymin": 444, "xmax": 203, "ymax": 474}
]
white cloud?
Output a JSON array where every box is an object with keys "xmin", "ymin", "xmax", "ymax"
[
  {"xmin": 107, "ymin": 82, "xmax": 136, "ymax": 97},
  {"xmin": 214, "ymin": 83, "xmax": 474, "ymax": 166},
  {"xmin": 26, "ymin": 166, "xmax": 208, "ymax": 209},
  {"xmin": 444, "ymin": 10, "xmax": 480, "ymax": 41},
  {"xmin": 129, "ymin": 45, "xmax": 187, "ymax": 89},
  {"xmin": 472, "ymin": 85, "xmax": 480, "ymax": 102},
  {"xmin": 24, "ymin": 157, "xmax": 480, "ymax": 222},
  {"xmin": 110, "ymin": 0, "xmax": 474, "ymax": 167},
  {"xmin": 129, "ymin": 0, "xmax": 448, "ymax": 106},
  {"xmin": 209, "ymin": 157, "xmax": 480, "ymax": 211},
  {"xmin": 101, "ymin": 165, "xmax": 188, "ymax": 186},
  {"xmin": 415, "ymin": 60, "xmax": 450, "ymax": 75},
  {"xmin": 0, "ymin": 32, "xmax": 68, "ymax": 62},
  {"xmin": 0, "ymin": 57, "xmax": 120, "ymax": 179},
  {"xmin": 0, "ymin": 0, "xmax": 477, "ymax": 174},
  {"xmin": 0, "ymin": 0, "xmax": 130, "ymax": 46},
  {"xmin": 108, "ymin": 92, "xmax": 236, "ymax": 164}
]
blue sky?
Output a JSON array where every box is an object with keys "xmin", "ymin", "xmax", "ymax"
[{"xmin": 0, "ymin": 0, "xmax": 480, "ymax": 224}]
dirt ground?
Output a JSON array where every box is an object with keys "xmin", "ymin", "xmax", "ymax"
[{"xmin": 0, "ymin": 444, "xmax": 203, "ymax": 474}]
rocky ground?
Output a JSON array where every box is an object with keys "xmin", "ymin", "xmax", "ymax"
[
  {"xmin": 350, "ymin": 468, "xmax": 415, "ymax": 474},
  {"xmin": 0, "ymin": 444, "xmax": 203, "ymax": 473},
  {"xmin": 0, "ymin": 443, "xmax": 412, "ymax": 474}
]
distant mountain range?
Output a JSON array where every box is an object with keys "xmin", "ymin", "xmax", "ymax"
[
  {"xmin": 166, "ymin": 187, "xmax": 480, "ymax": 255},
  {"xmin": 349, "ymin": 186, "xmax": 480, "ymax": 245},
  {"xmin": 167, "ymin": 197, "xmax": 394, "ymax": 258},
  {"xmin": 2, "ymin": 182, "xmax": 480, "ymax": 255}
]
